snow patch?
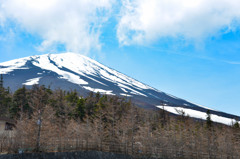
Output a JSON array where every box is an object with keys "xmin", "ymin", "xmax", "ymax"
[
  {"xmin": 23, "ymin": 77, "xmax": 41, "ymax": 86},
  {"xmin": 83, "ymin": 86, "xmax": 115, "ymax": 95},
  {"xmin": 120, "ymin": 93, "xmax": 132, "ymax": 97},
  {"xmin": 157, "ymin": 105, "xmax": 235, "ymax": 125}
]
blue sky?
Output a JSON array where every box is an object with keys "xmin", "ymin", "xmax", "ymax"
[{"xmin": 0, "ymin": 0, "xmax": 240, "ymax": 116}]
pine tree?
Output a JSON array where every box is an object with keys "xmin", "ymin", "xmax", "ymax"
[
  {"xmin": 0, "ymin": 74, "xmax": 3, "ymax": 113},
  {"xmin": 10, "ymin": 86, "xmax": 31, "ymax": 119},
  {"xmin": 74, "ymin": 97, "xmax": 86, "ymax": 121},
  {"xmin": 206, "ymin": 110, "xmax": 212, "ymax": 128},
  {"xmin": 65, "ymin": 90, "xmax": 79, "ymax": 117},
  {"xmin": 0, "ymin": 74, "xmax": 4, "ymax": 106},
  {"xmin": 51, "ymin": 89, "xmax": 68, "ymax": 120},
  {"xmin": 233, "ymin": 120, "xmax": 240, "ymax": 129},
  {"xmin": 65, "ymin": 90, "xmax": 79, "ymax": 104},
  {"xmin": 0, "ymin": 74, "xmax": 3, "ymax": 88},
  {"xmin": 0, "ymin": 74, "xmax": 12, "ymax": 116}
]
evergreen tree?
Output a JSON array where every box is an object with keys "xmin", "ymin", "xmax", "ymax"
[
  {"xmin": 0, "ymin": 74, "xmax": 5, "ymax": 113},
  {"xmin": 65, "ymin": 90, "xmax": 79, "ymax": 104},
  {"xmin": 160, "ymin": 102, "xmax": 167, "ymax": 127},
  {"xmin": 85, "ymin": 93, "xmax": 98, "ymax": 117},
  {"xmin": 206, "ymin": 110, "xmax": 212, "ymax": 128},
  {"xmin": 0, "ymin": 74, "xmax": 3, "ymax": 88},
  {"xmin": 65, "ymin": 90, "xmax": 79, "ymax": 117},
  {"xmin": 10, "ymin": 86, "xmax": 31, "ymax": 119},
  {"xmin": 0, "ymin": 74, "xmax": 12, "ymax": 116},
  {"xmin": 50, "ymin": 89, "xmax": 67, "ymax": 120},
  {"xmin": 74, "ymin": 97, "xmax": 86, "ymax": 121},
  {"xmin": 233, "ymin": 120, "xmax": 240, "ymax": 129}
]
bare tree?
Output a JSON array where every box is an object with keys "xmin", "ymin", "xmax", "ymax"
[{"xmin": 29, "ymin": 85, "xmax": 51, "ymax": 152}]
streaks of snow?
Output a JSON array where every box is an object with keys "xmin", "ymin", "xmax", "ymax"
[
  {"xmin": 84, "ymin": 75, "xmax": 108, "ymax": 86},
  {"xmin": 117, "ymin": 83, "xmax": 131, "ymax": 91},
  {"xmin": 120, "ymin": 87, "xmax": 128, "ymax": 93},
  {"xmin": 165, "ymin": 93, "xmax": 180, "ymax": 99},
  {"xmin": 186, "ymin": 101, "xmax": 215, "ymax": 111},
  {"xmin": 148, "ymin": 93, "xmax": 161, "ymax": 99},
  {"xmin": 83, "ymin": 86, "xmax": 115, "ymax": 95},
  {"xmin": 130, "ymin": 91, "xmax": 147, "ymax": 97},
  {"xmin": 117, "ymin": 83, "xmax": 147, "ymax": 97},
  {"xmin": 32, "ymin": 55, "xmax": 88, "ymax": 85},
  {"xmin": 0, "ymin": 52, "xmax": 156, "ymax": 98},
  {"xmin": 23, "ymin": 77, "xmax": 41, "ymax": 86},
  {"xmin": 50, "ymin": 52, "xmax": 154, "ymax": 90},
  {"xmin": 120, "ymin": 93, "xmax": 132, "ymax": 97},
  {"xmin": 157, "ymin": 105, "xmax": 235, "ymax": 125},
  {"xmin": 43, "ymin": 52, "xmax": 153, "ymax": 97},
  {"xmin": 50, "ymin": 53, "xmax": 99, "ymax": 77},
  {"xmin": 0, "ymin": 57, "xmax": 30, "ymax": 74},
  {"xmin": 99, "ymin": 69, "xmax": 127, "ymax": 84}
]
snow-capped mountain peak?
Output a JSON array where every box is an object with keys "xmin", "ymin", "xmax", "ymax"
[{"xmin": 0, "ymin": 52, "xmax": 239, "ymax": 125}]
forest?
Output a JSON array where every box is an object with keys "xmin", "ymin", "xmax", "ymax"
[{"xmin": 0, "ymin": 78, "xmax": 240, "ymax": 158}]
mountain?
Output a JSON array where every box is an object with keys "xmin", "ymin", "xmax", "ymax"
[{"xmin": 0, "ymin": 52, "xmax": 239, "ymax": 125}]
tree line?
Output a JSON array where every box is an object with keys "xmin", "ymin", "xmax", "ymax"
[{"xmin": 0, "ymin": 78, "xmax": 240, "ymax": 158}]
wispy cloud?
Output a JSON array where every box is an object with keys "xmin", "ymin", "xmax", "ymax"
[
  {"xmin": 0, "ymin": 0, "xmax": 114, "ymax": 54},
  {"xmin": 117, "ymin": 0, "xmax": 240, "ymax": 45},
  {"xmin": 145, "ymin": 45, "xmax": 240, "ymax": 65},
  {"xmin": 222, "ymin": 60, "xmax": 240, "ymax": 65},
  {"xmin": 0, "ymin": 9, "xmax": 5, "ymax": 27}
]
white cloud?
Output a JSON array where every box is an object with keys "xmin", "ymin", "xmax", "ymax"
[
  {"xmin": 117, "ymin": 0, "xmax": 240, "ymax": 45},
  {"xmin": 0, "ymin": 11, "xmax": 4, "ymax": 27},
  {"xmin": 0, "ymin": 0, "xmax": 114, "ymax": 53}
]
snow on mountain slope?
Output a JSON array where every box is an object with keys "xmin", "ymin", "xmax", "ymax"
[
  {"xmin": 0, "ymin": 52, "xmax": 239, "ymax": 125},
  {"xmin": 0, "ymin": 53, "xmax": 148, "ymax": 93},
  {"xmin": 23, "ymin": 77, "xmax": 42, "ymax": 86},
  {"xmin": 0, "ymin": 57, "xmax": 31, "ymax": 74},
  {"xmin": 157, "ymin": 106, "xmax": 236, "ymax": 125}
]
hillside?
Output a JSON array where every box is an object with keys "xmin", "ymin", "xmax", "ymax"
[{"xmin": 0, "ymin": 52, "xmax": 239, "ymax": 125}]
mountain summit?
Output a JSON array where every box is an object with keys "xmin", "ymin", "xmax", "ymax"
[{"xmin": 0, "ymin": 52, "xmax": 239, "ymax": 125}]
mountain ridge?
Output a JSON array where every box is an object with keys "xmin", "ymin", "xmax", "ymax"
[{"xmin": 0, "ymin": 52, "xmax": 239, "ymax": 125}]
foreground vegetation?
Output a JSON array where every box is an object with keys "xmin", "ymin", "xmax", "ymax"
[{"xmin": 1, "ymin": 81, "xmax": 240, "ymax": 158}]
